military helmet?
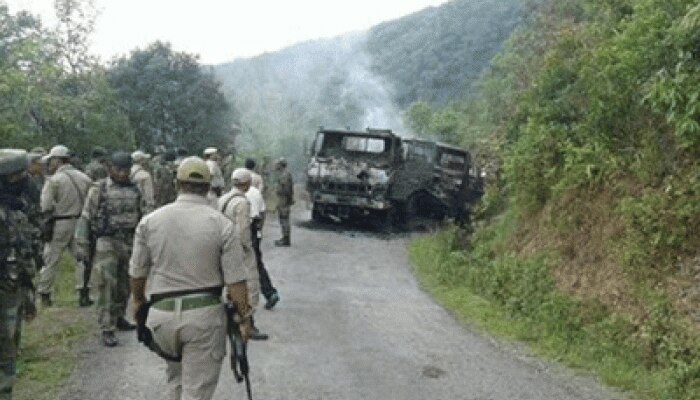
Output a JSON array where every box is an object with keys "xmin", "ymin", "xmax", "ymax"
[
  {"xmin": 245, "ymin": 158, "xmax": 256, "ymax": 169},
  {"xmin": 176, "ymin": 157, "xmax": 211, "ymax": 183},
  {"xmin": 30, "ymin": 146, "xmax": 47, "ymax": 155},
  {"xmin": 231, "ymin": 168, "xmax": 252, "ymax": 185},
  {"xmin": 131, "ymin": 150, "xmax": 151, "ymax": 163},
  {"xmin": 111, "ymin": 151, "xmax": 133, "ymax": 169},
  {"xmin": 91, "ymin": 146, "xmax": 107, "ymax": 159},
  {"xmin": 0, "ymin": 149, "xmax": 29, "ymax": 175},
  {"xmin": 48, "ymin": 145, "xmax": 71, "ymax": 159}
]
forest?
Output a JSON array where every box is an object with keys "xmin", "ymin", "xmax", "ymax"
[{"xmin": 0, "ymin": 1, "xmax": 237, "ymax": 157}]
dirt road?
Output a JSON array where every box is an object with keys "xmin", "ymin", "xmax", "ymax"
[{"xmin": 60, "ymin": 208, "xmax": 625, "ymax": 400}]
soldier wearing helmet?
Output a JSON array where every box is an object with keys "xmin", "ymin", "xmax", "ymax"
[
  {"xmin": 129, "ymin": 156, "xmax": 251, "ymax": 399},
  {"xmin": 274, "ymin": 157, "xmax": 294, "ymax": 246},
  {"xmin": 0, "ymin": 149, "xmax": 38, "ymax": 399},
  {"xmin": 85, "ymin": 146, "xmax": 109, "ymax": 182},
  {"xmin": 75, "ymin": 151, "xmax": 143, "ymax": 347},
  {"xmin": 38, "ymin": 145, "xmax": 93, "ymax": 307}
]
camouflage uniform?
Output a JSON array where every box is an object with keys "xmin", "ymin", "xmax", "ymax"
[
  {"xmin": 84, "ymin": 160, "xmax": 108, "ymax": 182},
  {"xmin": 130, "ymin": 164, "xmax": 155, "ymax": 214},
  {"xmin": 76, "ymin": 177, "xmax": 142, "ymax": 337},
  {"xmin": 0, "ymin": 150, "xmax": 36, "ymax": 400},
  {"xmin": 152, "ymin": 158, "xmax": 176, "ymax": 207},
  {"xmin": 275, "ymin": 162, "xmax": 294, "ymax": 246}
]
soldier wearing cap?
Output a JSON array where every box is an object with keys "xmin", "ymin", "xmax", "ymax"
[
  {"xmin": 84, "ymin": 146, "xmax": 109, "ymax": 182},
  {"xmin": 220, "ymin": 168, "xmax": 269, "ymax": 340},
  {"xmin": 129, "ymin": 157, "xmax": 252, "ymax": 400},
  {"xmin": 203, "ymin": 147, "xmax": 225, "ymax": 198},
  {"xmin": 130, "ymin": 150, "xmax": 155, "ymax": 214},
  {"xmin": 76, "ymin": 152, "xmax": 143, "ymax": 347},
  {"xmin": 0, "ymin": 149, "xmax": 38, "ymax": 400},
  {"xmin": 274, "ymin": 157, "xmax": 294, "ymax": 246},
  {"xmin": 244, "ymin": 159, "xmax": 280, "ymax": 310},
  {"xmin": 37, "ymin": 145, "xmax": 92, "ymax": 306}
]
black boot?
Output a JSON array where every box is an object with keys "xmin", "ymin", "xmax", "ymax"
[
  {"xmin": 78, "ymin": 288, "xmax": 93, "ymax": 307},
  {"xmin": 116, "ymin": 317, "xmax": 136, "ymax": 331},
  {"xmin": 274, "ymin": 237, "xmax": 290, "ymax": 247},
  {"xmin": 264, "ymin": 291, "xmax": 280, "ymax": 310},
  {"xmin": 102, "ymin": 330, "xmax": 118, "ymax": 347},
  {"xmin": 250, "ymin": 326, "xmax": 269, "ymax": 341}
]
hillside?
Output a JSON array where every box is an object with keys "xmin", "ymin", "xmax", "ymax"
[{"xmin": 213, "ymin": 0, "xmax": 525, "ymax": 166}]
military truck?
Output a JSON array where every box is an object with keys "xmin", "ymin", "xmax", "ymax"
[{"xmin": 306, "ymin": 127, "xmax": 481, "ymax": 228}]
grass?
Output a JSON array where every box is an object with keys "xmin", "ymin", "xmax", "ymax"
[
  {"xmin": 409, "ymin": 228, "xmax": 700, "ymax": 400},
  {"xmin": 14, "ymin": 255, "xmax": 92, "ymax": 400}
]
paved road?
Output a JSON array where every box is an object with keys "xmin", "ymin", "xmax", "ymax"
[{"xmin": 60, "ymin": 209, "xmax": 625, "ymax": 400}]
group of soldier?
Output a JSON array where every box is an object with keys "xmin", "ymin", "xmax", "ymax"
[{"xmin": 0, "ymin": 143, "xmax": 295, "ymax": 400}]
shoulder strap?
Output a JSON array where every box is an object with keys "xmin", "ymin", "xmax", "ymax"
[
  {"xmin": 63, "ymin": 169, "xmax": 85, "ymax": 206},
  {"xmin": 221, "ymin": 192, "xmax": 245, "ymax": 216}
]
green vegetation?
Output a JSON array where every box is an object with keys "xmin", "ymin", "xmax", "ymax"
[
  {"xmin": 14, "ymin": 256, "xmax": 92, "ymax": 400},
  {"xmin": 408, "ymin": 0, "xmax": 700, "ymax": 398},
  {"xmin": 0, "ymin": 1, "xmax": 237, "ymax": 156}
]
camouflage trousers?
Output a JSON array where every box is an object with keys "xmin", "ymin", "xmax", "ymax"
[
  {"xmin": 278, "ymin": 205, "xmax": 291, "ymax": 239},
  {"xmin": 92, "ymin": 238, "xmax": 131, "ymax": 332},
  {"xmin": 0, "ymin": 285, "xmax": 21, "ymax": 400}
]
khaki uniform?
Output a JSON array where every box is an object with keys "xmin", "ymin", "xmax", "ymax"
[
  {"xmin": 206, "ymin": 160, "xmax": 225, "ymax": 197},
  {"xmin": 219, "ymin": 189, "xmax": 259, "ymax": 308},
  {"xmin": 129, "ymin": 194, "xmax": 246, "ymax": 400},
  {"xmin": 130, "ymin": 164, "xmax": 155, "ymax": 214},
  {"xmin": 76, "ymin": 179, "xmax": 142, "ymax": 332},
  {"xmin": 276, "ymin": 168, "xmax": 294, "ymax": 242},
  {"xmin": 37, "ymin": 165, "xmax": 91, "ymax": 294}
]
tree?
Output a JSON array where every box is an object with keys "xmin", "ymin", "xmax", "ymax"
[{"xmin": 108, "ymin": 42, "xmax": 238, "ymax": 152}]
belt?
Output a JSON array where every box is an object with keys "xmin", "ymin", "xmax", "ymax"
[
  {"xmin": 54, "ymin": 215, "xmax": 80, "ymax": 220},
  {"xmin": 151, "ymin": 293, "xmax": 221, "ymax": 312}
]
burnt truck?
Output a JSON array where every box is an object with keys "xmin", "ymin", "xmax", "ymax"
[{"xmin": 306, "ymin": 127, "xmax": 483, "ymax": 227}]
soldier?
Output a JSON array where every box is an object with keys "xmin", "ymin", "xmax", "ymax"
[
  {"xmin": 245, "ymin": 158, "xmax": 264, "ymax": 192},
  {"xmin": 0, "ymin": 149, "xmax": 37, "ymax": 400},
  {"xmin": 219, "ymin": 168, "xmax": 268, "ymax": 340},
  {"xmin": 75, "ymin": 152, "xmax": 141, "ymax": 347},
  {"xmin": 274, "ymin": 158, "xmax": 294, "ymax": 247},
  {"xmin": 84, "ymin": 146, "xmax": 109, "ymax": 181},
  {"xmin": 27, "ymin": 147, "xmax": 46, "ymax": 193},
  {"xmin": 203, "ymin": 147, "xmax": 225, "ymax": 198},
  {"xmin": 221, "ymin": 149, "xmax": 236, "ymax": 191},
  {"xmin": 130, "ymin": 150, "xmax": 155, "ymax": 214},
  {"xmin": 152, "ymin": 149, "xmax": 177, "ymax": 207},
  {"xmin": 129, "ymin": 157, "xmax": 251, "ymax": 400},
  {"xmin": 37, "ymin": 145, "xmax": 92, "ymax": 307},
  {"xmin": 245, "ymin": 159, "xmax": 280, "ymax": 310}
]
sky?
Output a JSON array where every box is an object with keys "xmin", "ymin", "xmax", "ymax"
[{"xmin": 5, "ymin": 0, "xmax": 449, "ymax": 64}]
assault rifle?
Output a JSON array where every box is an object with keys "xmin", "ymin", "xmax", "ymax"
[{"xmin": 225, "ymin": 302, "xmax": 252, "ymax": 400}]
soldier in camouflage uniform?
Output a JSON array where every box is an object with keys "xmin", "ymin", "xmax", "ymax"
[
  {"xmin": 84, "ymin": 146, "xmax": 109, "ymax": 182},
  {"xmin": 75, "ymin": 152, "xmax": 142, "ymax": 347},
  {"xmin": 274, "ymin": 158, "xmax": 294, "ymax": 247},
  {"xmin": 0, "ymin": 149, "xmax": 37, "ymax": 400},
  {"xmin": 152, "ymin": 149, "xmax": 177, "ymax": 208}
]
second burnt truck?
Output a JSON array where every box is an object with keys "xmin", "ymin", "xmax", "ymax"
[{"xmin": 305, "ymin": 127, "xmax": 483, "ymax": 228}]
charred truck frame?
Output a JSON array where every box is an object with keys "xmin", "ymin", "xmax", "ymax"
[{"xmin": 306, "ymin": 128, "xmax": 482, "ymax": 227}]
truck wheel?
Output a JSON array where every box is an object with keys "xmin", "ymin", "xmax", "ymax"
[{"xmin": 311, "ymin": 203, "xmax": 324, "ymax": 223}]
